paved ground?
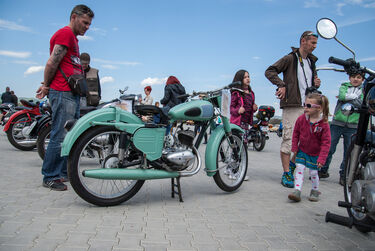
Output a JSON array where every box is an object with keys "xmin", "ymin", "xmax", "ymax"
[{"xmin": 0, "ymin": 130, "xmax": 374, "ymax": 251}]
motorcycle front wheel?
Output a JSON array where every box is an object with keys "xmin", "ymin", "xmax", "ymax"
[
  {"xmin": 68, "ymin": 126, "xmax": 144, "ymax": 206},
  {"xmin": 253, "ymin": 130, "xmax": 266, "ymax": 151},
  {"xmin": 344, "ymin": 141, "xmax": 375, "ymax": 232},
  {"xmin": 213, "ymin": 130, "xmax": 248, "ymax": 192},
  {"xmin": 37, "ymin": 124, "xmax": 51, "ymax": 160},
  {"xmin": 6, "ymin": 113, "xmax": 37, "ymax": 151}
]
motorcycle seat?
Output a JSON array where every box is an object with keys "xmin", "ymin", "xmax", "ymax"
[
  {"xmin": 134, "ymin": 105, "xmax": 169, "ymax": 124},
  {"xmin": 80, "ymin": 106, "xmax": 97, "ymax": 116},
  {"xmin": 20, "ymin": 99, "xmax": 39, "ymax": 108}
]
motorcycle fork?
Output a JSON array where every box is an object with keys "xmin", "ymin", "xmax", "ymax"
[{"xmin": 348, "ymin": 111, "xmax": 370, "ymax": 186}]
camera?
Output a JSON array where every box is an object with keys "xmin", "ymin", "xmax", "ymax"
[{"xmin": 305, "ymin": 86, "xmax": 322, "ymax": 95}]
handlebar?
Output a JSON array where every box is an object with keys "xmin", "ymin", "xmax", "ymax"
[
  {"xmin": 328, "ymin": 56, "xmax": 375, "ymax": 77},
  {"xmin": 328, "ymin": 57, "xmax": 353, "ymax": 67},
  {"xmin": 184, "ymin": 81, "xmax": 244, "ymax": 99}
]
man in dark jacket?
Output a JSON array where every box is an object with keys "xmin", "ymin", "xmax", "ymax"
[
  {"xmin": 160, "ymin": 76, "xmax": 186, "ymax": 112},
  {"xmin": 1, "ymin": 87, "xmax": 13, "ymax": 104},
  {"xmin": 265, "ymin": 30, "xmax": 321, "ymax": 188}
]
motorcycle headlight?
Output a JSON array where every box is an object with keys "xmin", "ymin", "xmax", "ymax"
[{"xmin": 366, "ymin": 86, "xmax": 375, "ymax": 115}]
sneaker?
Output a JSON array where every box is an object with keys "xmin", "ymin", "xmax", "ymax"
[
  {"xmin": 308, "ymin": 189, "xmax": 319, "ymax": 202},
  {"xmin": 281, "ymin": 172, "xmax": 294, "ymax": 188},
  {"xmin": 244, "ymin": 175, "xmax": 249, "ymax": 181},
  {"xmin": 60, "ymin": 177, "xmax": 69, "ymax": 183},
  {"xmin": 318, "ymin": 171, "xmax": 329, "ymax": 179},
  {"xmin": 43, "ymin": 180, "xmax": 67, "ymax": 191},
  {"xmin": 288, "ymin": 189, "xmax": 301, "ymax": 202}
]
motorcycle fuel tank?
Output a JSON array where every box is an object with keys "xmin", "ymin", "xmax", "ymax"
[{"xmin": 168, "ymin": 100, "xmax": 214, "ymax": 122}]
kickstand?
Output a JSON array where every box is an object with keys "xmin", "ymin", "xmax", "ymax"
[{"xmin": 171, "ymin": 177, "xmax": 183, "ymax": 202}]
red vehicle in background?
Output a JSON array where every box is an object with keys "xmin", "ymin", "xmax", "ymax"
[{"xmin": 3, "ymin": 99, "xmax": 41, "ymax": 150}]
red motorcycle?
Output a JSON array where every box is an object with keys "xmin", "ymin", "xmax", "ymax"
[{"xmin": 3, "ymin": 99, "xmax": 41, "ymax": 150}]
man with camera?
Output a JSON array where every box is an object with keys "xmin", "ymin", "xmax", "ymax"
[
  {"xmin": 265, "ymin": 30, "xmax": 321, "ymax": 188},
  {"xmin": 36, "ymin": 4, "xmax": 94, "ymax": 191}
]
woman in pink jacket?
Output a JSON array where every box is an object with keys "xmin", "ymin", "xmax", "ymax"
[{"xmin": 288, "ymin": 93, "xmax": 331, "ymax": 202}]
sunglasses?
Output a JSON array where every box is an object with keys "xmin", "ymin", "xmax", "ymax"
[{"xmin": 304, "ymin": 103, "xmax": 320, "ymax": 108}]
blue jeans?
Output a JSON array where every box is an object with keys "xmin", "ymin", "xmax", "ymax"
[
  {"xmin": 41, "ymin": 89, "xmax": 79, "ymax": 182},
  {"xmin": 321, "ymin": 124, "xmax": 356, "ymax": 175}
]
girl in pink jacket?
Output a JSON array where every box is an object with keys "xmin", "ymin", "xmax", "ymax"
[{"xmin": 288, "ymin": 93, "xmax": 331, "ymax": 202}]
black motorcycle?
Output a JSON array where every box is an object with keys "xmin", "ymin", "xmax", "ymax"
[
  {"xmin": 316, "ymin": 18, "xmax": 375, "ymax": 232},
  {"xmin": 244, "ymin": 105, "xmax": 274, "ymax": 151}
]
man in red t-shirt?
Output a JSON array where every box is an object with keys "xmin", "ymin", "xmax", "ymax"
[{"xmin": 36, "ymin": 5, "xmax": 94, "ymax": 191}]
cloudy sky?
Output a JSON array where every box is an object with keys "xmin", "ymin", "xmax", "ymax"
[{"xmin": 0, "ymin": 0, "xmax": 375, "ymax": 115}]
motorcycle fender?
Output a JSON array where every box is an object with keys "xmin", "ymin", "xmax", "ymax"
[
  {"xmin": 33, "ymin": 115, "xmax": 52, "ymax": 136},
  {"xmin": 204, "ymin": 124, "xmax": 243, "ymax": 176},
  {"xmin": 3, "ymin": 109, "xmax": 36, "ymax": 132},
  {"xmin": 61, "ymin": 107, "xmax": 143, "ymax": 157}
]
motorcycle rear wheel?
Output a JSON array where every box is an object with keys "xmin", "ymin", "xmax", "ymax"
[
  {"xmin": 68, "ymin": 126, "xmax": 144, "ymax": 206},
  {"xmin": 37, "ymin": 124, "xmax": 51, "ymax": 160},
  {"xmin": 253, "ymin": 130, "xmax": 266, "ymax": 151},
  {"xmin": 344, "ymin": 141, "xmax": 375, "ymax": 232},
  {"xmin": 6, "ymin": 113, "xmax": 36, "ymax": 151},
  {"xmin": 213, "ymin": 130, "xmax": 248, "ymax": 192}
]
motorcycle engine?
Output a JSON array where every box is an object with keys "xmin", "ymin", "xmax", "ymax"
[
  {"xmin": 162, "ymin": 129, "xmax": 196, "ymax": 171},
  {"xmin": 351, "ymin": 161, "xmax": 375, "ymax": 216}
]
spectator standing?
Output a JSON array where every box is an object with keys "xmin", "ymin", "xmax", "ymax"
[
  {"xmin": 265, "ymin": 31, "xmax": 321, "ymax": 188},
  {"xmin": 1, "ymin": 87, "xmax": 13, "ymax": 104},
  {"xmin": 80, "ymin": 52, "xmax": 101, "ymax": 107},
  {"xmin": 10, "ymin": 91, "xmax": 18, "ymax": 106},
  {"xmin": 229, "ymin": 69, "xmax": 257, "ymax": 181},
  {"xmin": 140, "ymin": 86, "xmax": 153, "ymax": 105},
  {"xmin": 320, "ymin": 72, "xmax": 364, "ymax": 184},
  {"xmin": 35, "ymin": 4, "xmax": 94, "ymax": 191}
]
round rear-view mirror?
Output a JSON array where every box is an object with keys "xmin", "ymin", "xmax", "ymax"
[{"xmin": 316, "ymin": 18, "xmax": 337, "ymax": 39}]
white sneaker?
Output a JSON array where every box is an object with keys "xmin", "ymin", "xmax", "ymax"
[{"xmin": 244, "ymin": 175, "xmax": 249, "ymax": 181}]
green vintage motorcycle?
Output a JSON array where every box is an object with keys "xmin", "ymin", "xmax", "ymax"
[{"xmin": 61, "ymin": 83, "xmax": 248, "ymax": 206}]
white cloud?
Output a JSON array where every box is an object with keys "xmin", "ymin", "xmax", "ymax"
[
  {"xmin": 90, "ymin": 27, "xmax": 106, "ymax": 36},
  {"xmin": 252, "ymin": 56, "xmax": 261, "ymax": 60},
  {"xmin": 101, "ymin": 76, "xmax": 115, "ymax": 83},
  {"xmin": 0, "ymin": 50, "xmax": 31, "ymax": 58},
  {"xmin": 112, "ymin": 27, "xmax": 119, "ymax": 31},
  {"xmin": 336, "ymin": 3, "xmax": 346, "ymax": 16},
  {"xmin": 78, "ymin": 35, "xmax": 93, "ymax": 41},
  {"xmin": 141, "ymin": 77, "xmax": 167, "ymax": 86},
  {"xmin": 304, "ymin": 0, "xmax": 320, "ymax": 8},
  {"xmin": 93, "ymin": 58, "xmax": 140, "ymax": 66},
  {"xmin": 24, "ymin": 66, "xmax": 44, "ymax": 75},
  {"xmin": 0, "ymin": 19, "xmax": 32, "ymax": 32},
  {"xmin": 339, "ymin": 16, "xmax": 375, "ymax": 27},
  {"xmin": 13, "ymin": 60, "xmax": 37, "ymax": 65},
  {"xmin": 359, "ymin": 56, "xmax": 375, "ymax": 62},
  {"xmin": 101, "ymin": 64, "xmax": 119, "ymax": 70}
]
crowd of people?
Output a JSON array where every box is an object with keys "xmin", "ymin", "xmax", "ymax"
[
  {"xmin": 1, "ymin": 87, "xmax": 18, "ymax": 106},
  {"xmin": 17, "ymin": 4, "xmax": 362, "ymax": 204}
]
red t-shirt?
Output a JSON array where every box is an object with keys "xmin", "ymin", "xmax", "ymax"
[{"xmin": 49, "ymin": 26, "xmax": 82, "ymax": 91}]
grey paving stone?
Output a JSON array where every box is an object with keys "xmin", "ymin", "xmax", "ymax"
[{"xmin": 0, "ymin": 132, "xmax": 374, "ymax": 251}]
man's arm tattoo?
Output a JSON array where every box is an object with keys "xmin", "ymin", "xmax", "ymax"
[{"xmin": 51, "ymin": 44, "xmax": 67, "ymax": 65}]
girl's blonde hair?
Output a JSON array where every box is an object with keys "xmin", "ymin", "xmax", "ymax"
[{"xmin": 306, "ymin": 93, "xmax": 330, "ymax": 122}]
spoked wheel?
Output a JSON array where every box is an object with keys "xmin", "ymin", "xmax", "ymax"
[
  {"xmin": 344, "ymin": 141, "xmax": 375, "ymax": 232},
  {"xmin": 213, "ymin": 130, "xmax": 248, "ymax": 192},
  {"xmin": 37, "ymin": 124, "xmax": 51, "ymax": 160},
  {"xmin": 253, "ymin": 130, "xmax": 266, "ymax": 151},
  {"xmin": 6, "ymin": 113, "xmax": 37, "ymax": 150},
  {"xmin": 68, "ymin": 126, "xmax": 144, "ymax": 206}
]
